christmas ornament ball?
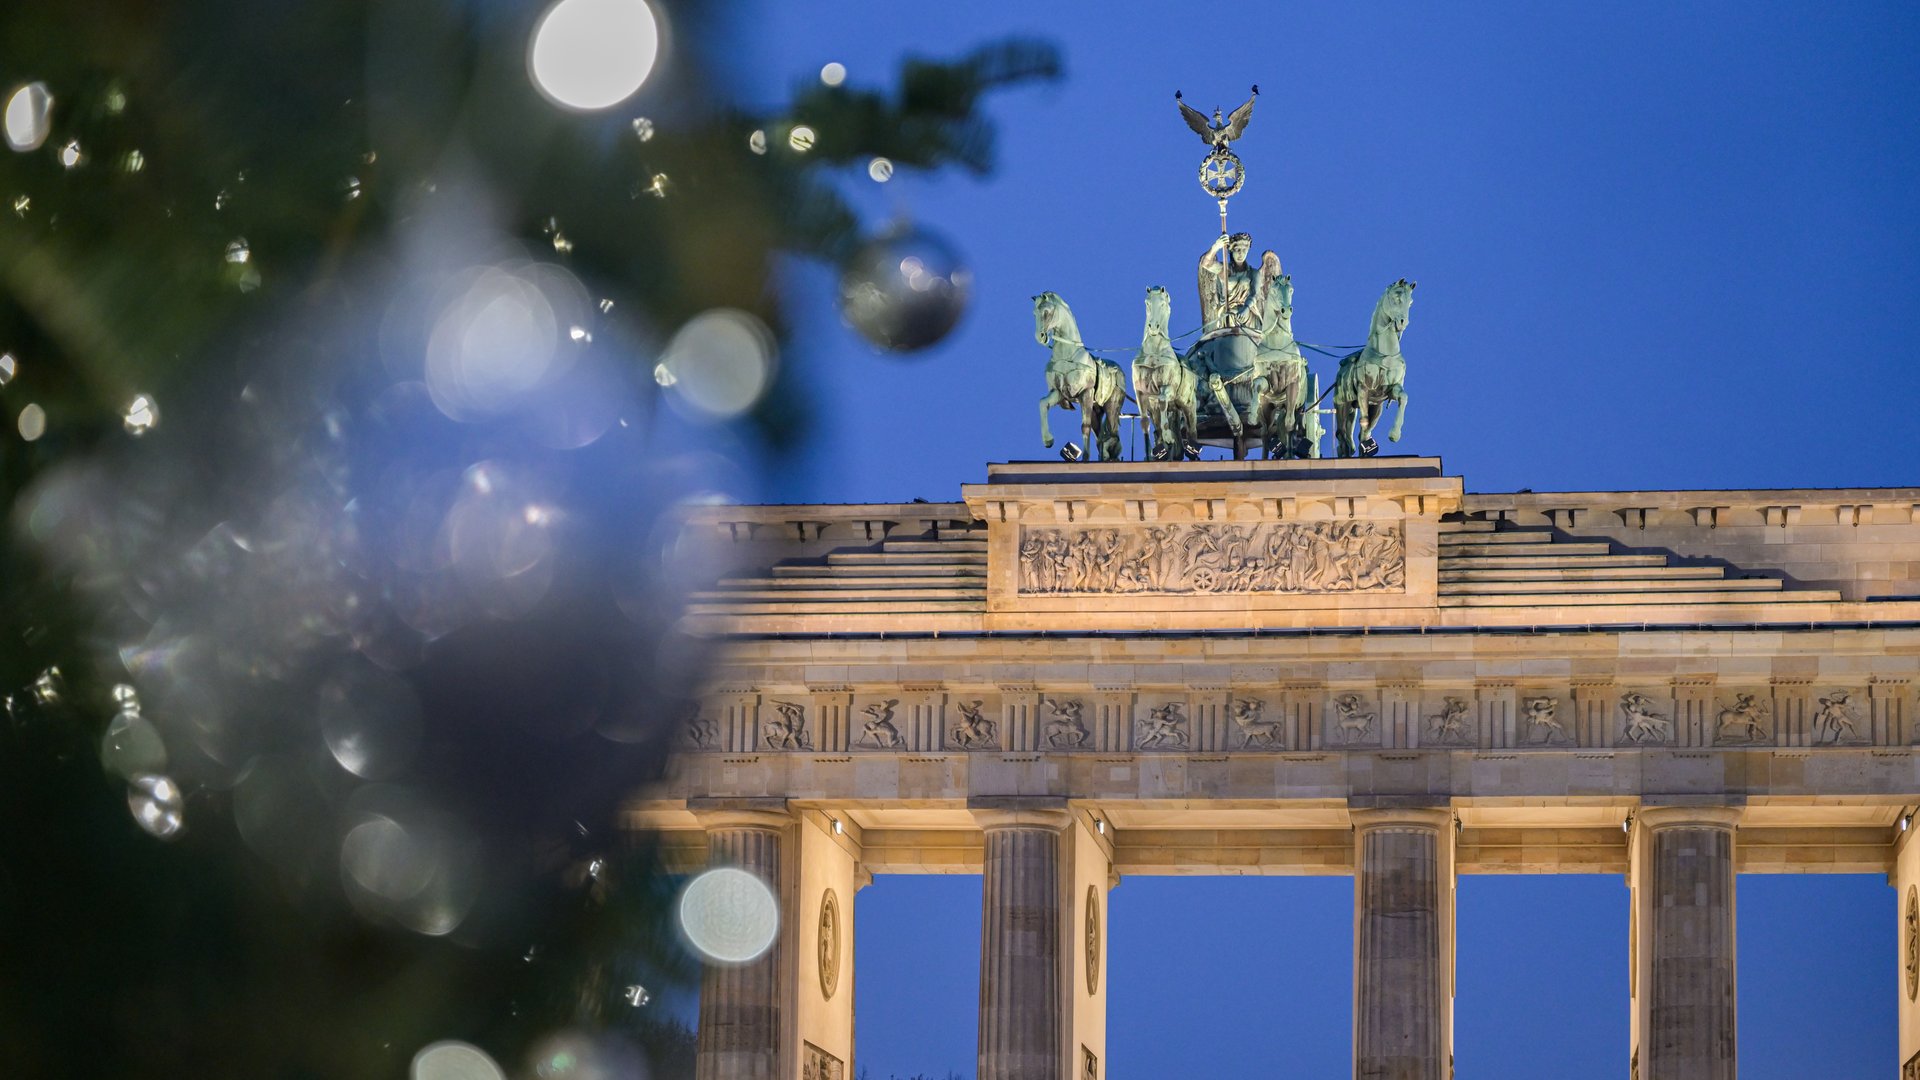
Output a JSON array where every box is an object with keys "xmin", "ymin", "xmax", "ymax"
[{"xmin": 837, "ymin": 223, "xmax": 972, "ymax": 353}]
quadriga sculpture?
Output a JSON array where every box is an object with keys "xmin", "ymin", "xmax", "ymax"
[
  {"xmin": 1131, "ymin": 286, "xmax": 1198, "ymax": 460},
  {"xmin": 1247, "ymin": 261, "xmax": 1308, "ymax": 459},
  {"xmin": 1033, "ymin": 292, "xmax": 1126, "ymax": 461},
  {"xmin": 1332, "ymin": 278, "xmax": 1415, "ymax": 457}
]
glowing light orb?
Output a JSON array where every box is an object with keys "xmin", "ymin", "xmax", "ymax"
[
  {"xmin": 412, "ymin": 1041, "xmax": 506, "ymax": 1080},
  {"xmin": 678, "ymin": 866, "xmax": 779, "ymax": 963},
  {"xmin": 868, "ymin": 157, "xmax": 893, "ymax": 183},
  {"xmin": 528, "ymin": 0, "xmax": 661, "ymax": 111},
  {"xmin": 4, "ymin": 82, "xmax": 52, "ymax": 152},
  {"xmin": 123, "ymin": 393, "xmax": 158, "ymax": 435},
  {"xmin": 788, "ymin": 125, "xmax": 815, "ymax": 153},
  {"xmin": 17, "ymin": 402, "xmax": 46, "ymax": 441},
  {"xmin": 656, "ymin": 309, "xmax": 776, "ymax": 421},
  {"xmin": 820, "ymin": 62, "xmax": 846, "ymax": 87},
  {"xmin": 128, "ymin": 774, "xmax": 185, "ymax": 839}
]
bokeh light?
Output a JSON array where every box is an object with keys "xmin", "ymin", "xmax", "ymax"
[
  {"xmin": 527, "ymin": 0, "xmax": 662, "ymax": 111},
  {"xmin": 0, "ymin": 351, "xmax": 16, "ymax": 386},
  {"xmin": 678, "ymin": 866, "xmax": 779, "ymax": 963},
  {"xmin": 629, "ymin": 116, "xmax": 654, "ymax": 141},
  {"xmin": 868, "ymin": 156, "xmax": 893, "ymax": 183},
  {"xmin": 123, "ymin": 393, "xmax": 158, "ymax": 435},
  {"xmin": 656, "ymin": 309, "xmax": 776, "ymax": 421},
  {"xmin": 128, "ymin": 774, "xmax": 185, "ymax": 839},
  {"xmin": 787, "ymin": 125, "xmax": 815, "ymax": 152},
  {"xmin": 58, "ymin": 139, "xmax": 81, "ymax": 168},
  {"xmin": 425, "ymin": 261, "xmax": 589, "ymax": 423},
  {"xmin": 101, "ymin": 709, "xmax": 167, "ymax": 780},
  {"xmin": 412, "ymin": 1041, "xmax": 507, "ymax": 1080},
  {"xmin": 17, "ymin": 402, "xmax": 46, "ymax": 441},
  {"xmin": 4, "ymin": 82, "xmax": 53, "ymax": 152},
  {"xmin": 820, "ymin": 62, "xmax": 846, "ymax": 86},
  {"xmin": 748, "ymin": 129, "xmax": 767, "ymax": 154}
]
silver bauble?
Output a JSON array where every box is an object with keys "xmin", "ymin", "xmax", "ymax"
[{"xmin": 837, "ymin": 224, "xmax": 972, "ymax": 353}]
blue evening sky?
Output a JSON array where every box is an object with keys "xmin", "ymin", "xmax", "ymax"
[{"xmin": 718, "ymin": 3, "xmax": 1915, "ymax": 1075}]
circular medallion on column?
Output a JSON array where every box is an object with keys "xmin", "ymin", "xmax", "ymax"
[
  {"xmin": 1906, "ymin": 885, "xmax": 1918, "ymax": 1001},
  {"xmin": 1084, "ymin": 885, "xmax": 1101, "ymax": 995},
  {"xmin": 818, "ymin": 888, "xmax": 841, "ymax": 1000}
]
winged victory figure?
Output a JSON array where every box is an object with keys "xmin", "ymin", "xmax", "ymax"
[{"xmin": 1175, "ymin": 85, "xmax": 1259, "ymax": 149}]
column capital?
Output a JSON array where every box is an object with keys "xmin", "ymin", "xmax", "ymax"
[
  {"xmin": 1634, "ymin": 804, "xmax": 1743, "ymax": 832},
  {"xmin": 690, "ymin": 801, "xmax": 794, "ymax": 832},
  {"xmin": 1349, "ymin": 805, "xmax": 1453, "ymax": 833},
  {"xmin": 970, "ymin": 796, "xmax": 1074, "ymax": 833}
]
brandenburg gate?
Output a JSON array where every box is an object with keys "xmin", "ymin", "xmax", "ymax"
[{"xmin": 629, "ymin": 457, "xmax": 1920, "ymax": 1079}]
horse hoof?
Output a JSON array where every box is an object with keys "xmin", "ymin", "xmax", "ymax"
[{"xmin": 1359, "ymin": 438, "xmax": 1379, "ymax": 457}]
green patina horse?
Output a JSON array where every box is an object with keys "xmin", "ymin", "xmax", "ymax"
[
  {"xmin": 1033, "ymin": 292, "xmax": 1125, "ymax": 461},
  {"xmin": 1131, "ymin": 286, "xmax": 1198, "ymax": 460},
  {"xmin": 1332, "ymin": 278, "xmax": 1415, "ymax": 457},
  {"xmin": 1246, "ymin": 269, "xmax": 1309, "ymax": 459}
]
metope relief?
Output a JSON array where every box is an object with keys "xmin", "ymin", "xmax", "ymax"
[
  {"xmin": 1230, "ymin": 698, "xmax": 1284, "ymax": 748},
  {"xmin": 1044, "ymin": 697, "xmax": 1091, "ymax": 748},
  {"xmin": 765, "ymin": 700, "xmax": 812, "ymax": 750},
  {"xmin": 949, "ymin": 698, "xmax": 999, "ymax": 749},
  {"xmin": 856, "ymin": 699, "xmax": 904, "ymax": 749},
  {"xmin": 1619, "ymin": 692, "xmax": 1672, "ymax": 745},
  {"xmin": 1812, "ymin": 689, "xmax": 1866, "ymax": 745},
  {"xmin": 1424, "ymin": 697, "xmax": 1473, "ymax": 746},
  {"xmin": 1135, "ymin": 701, "xmax": 1191, "ymax": 750},
  {"xmin": 1016, "ymin": 521, "xmax": 1405, "ymax": 596},
  {"xmin": 1521, "ymin": 696, "xmax": 1571, "ymax": 745},
  {"xmin": 1331, "ymin": 692, "xmax": 1380, "ymax": 746},
  {"xmin": 1713, "ymin": 693, "xmax": 1772, "ymax": 745},
  {"xmin": 681, "ymin": 702, "xmax": 718, "ymax": 749}
]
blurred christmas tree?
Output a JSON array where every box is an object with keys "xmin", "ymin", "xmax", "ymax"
[{"xmin": 0, "ymin": 2, "xmax": 1057, "ymax": 1075}]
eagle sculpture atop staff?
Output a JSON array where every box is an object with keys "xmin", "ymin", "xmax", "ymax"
[
  {"xmin": 1175, "ymin": 85, "xmax": 1259, "ymax": 150},
  {"xmin": 1176, "ymin": 85, "xmax": 1259, "ymax": 233}
]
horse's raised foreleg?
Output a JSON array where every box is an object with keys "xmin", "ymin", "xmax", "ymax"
[
  {"xmin": 1038, "ymin": 388, "xmax": 1061, "ymax": 448},
  {"xmin": 1334, "ymin": 401, "xmax": 1354, "ymax": 457},
  {"xmin": 1388, "ymin": 386, "xmax": 1408, "ymax": 443}
]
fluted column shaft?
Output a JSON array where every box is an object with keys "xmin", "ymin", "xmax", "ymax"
[
  {"xmin": 696, "ymin": 813, "xmax": 789, "ymax": 1080},
  {"xmin": 1352, "ymin": 808, "xmax": 1454, "ymax": 1080},
  {"xmin": 977, "ymin": 809, "xmax": 1072, "ymax": 1080},
  {"xmin": 1632, "ymin": 806, "xmax": 1739, "ymax": 1080}
]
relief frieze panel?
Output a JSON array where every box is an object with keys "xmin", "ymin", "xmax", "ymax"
[
  {"xmin": 1016, "ymin": 521, "xmax": 1405, "ymax": 596},
  {"xmin": 677, "ymin": 682, "xmax": 1906, "ymax": 754}
]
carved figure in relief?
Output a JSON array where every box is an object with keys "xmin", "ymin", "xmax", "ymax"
[
  {"xmin": 1137, "ymin": 702, "xmax": 1190, "ymax": 749},
  {"xmin": 1333, "ymin": 693, "xmax": 1377, "ymax": 742},
  {"xmin": 1426, "ymin": 697, "xmax": 1472, "ymax": 744},
  {"xmin": 858, "ymin": 699, "xmax": 905, "ymax": 749},
  {"xmin": 1231, "ymin": 698, "xmax": 1283, "ymax": 748},
  {"xmin": 683, "ymin": 703, "xmax": 718, "ymax": 749},
  {"xmin": 951, "ymin": 699, "xmax": 998, "ymax": 749},
  {"xmin": 765, "ymin": 700, "xmax": 811, "ymax": 750},
  {"xmin": 1714, "ymin": 693, "xmax": 1772, "ymax": 743},
  {"xmin": 1044, "ymin": 697, "xmax": 1090, "ymax": 748},
  {"xmin": 1812, "ymin": 689, "xmax": 1863, "ymax": 744},
  {"xmin": 1016, "ymin": 522, "xmax": 1404, "ymax": 597},
  {"xmin": 1523, "ymin": 697, "xmax": 1567, "ymax": 743},
  {"xmin": 1033, "ymin": 292, "xmax": 1126, "ymax": 462},
  {"xmin": 1619, "ymin": 692, "xmax": 1672, "ymax": 744}
]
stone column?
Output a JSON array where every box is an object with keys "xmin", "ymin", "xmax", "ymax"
[
  {"xmin": 1351, "ymin": 806, "xmax": 1455, "ymax": 1080},
  {"xmin": 695, "ymin": 809, "xmax": 791, "ymax": 1080},
  {"xmin": 975, "ymin": 806, "xmax": 1075, "ymax": 1080},
  {"xmin": 1894, "ymin": 811, "xmax": 1920, "ymax": 1078},
  {"xmin": 1628, "ymin": 805, "xmax": 1741, "ymax": 1080}
]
